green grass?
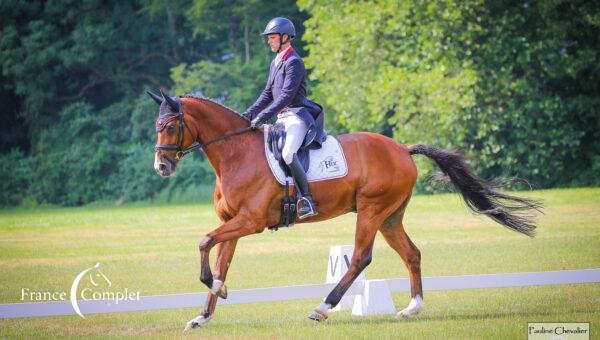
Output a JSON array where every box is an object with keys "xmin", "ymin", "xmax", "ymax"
[{"xmin": 1, "ymin": 187, "xmax": 599, "ymax": 338}]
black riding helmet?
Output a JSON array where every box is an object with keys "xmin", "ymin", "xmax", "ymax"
[{"xmin": 261, "ymin": 17, "xmax": 295, "ymax": 52}]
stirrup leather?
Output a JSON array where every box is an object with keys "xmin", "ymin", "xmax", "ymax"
[{"xmin": 297, "ymin": 196, "xmax": 318, "ymax": 219}]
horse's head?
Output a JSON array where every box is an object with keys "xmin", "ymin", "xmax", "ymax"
[
  {"xmin": 149, "ymin": 90, "xmax": 195, "ymax": 177},
  {"xmin": 88, "ymin": 263, "xmax": 112, "ymax": 288}
]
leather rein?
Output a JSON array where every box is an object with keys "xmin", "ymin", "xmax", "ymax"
[{"xmin": 155, "ymin": 110, "xmax": 253, "ymax": 161}]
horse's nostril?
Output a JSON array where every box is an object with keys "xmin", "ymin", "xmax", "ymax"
[{"xmin": 159, "ymin": 163, "xmax": 166, "ymax": 171}]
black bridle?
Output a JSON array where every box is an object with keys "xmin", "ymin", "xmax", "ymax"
[{"xmin": 155, "ymin": 110, "xmax": 253, "ymax": 161}]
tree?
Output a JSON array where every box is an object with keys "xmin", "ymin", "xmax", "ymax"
[
  {"xmin": 300, "ymin": 0, "xmax": 600, "ymax": 189},
  {"xmin": 169, "ymin": 0, "xmax": 312, "ymax": 113},
  {"xmin": 0, "ymin": 1, "xmax": 183, "ymax": 142},
  {"xmin": 466, "ymin": 0, "xmax": 600, "ymax": 187},
  {"xmin": 0, "ymin": 0, "xmax": 311, "ymax": 206},
  {"xmin": 186, "ymin": 0, "xmax": 308, "ymax": 63}
]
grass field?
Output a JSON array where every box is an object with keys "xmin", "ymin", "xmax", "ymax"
[{"xmin": 0, "ymin": 187, "xmax": 599, "ymax": 338}]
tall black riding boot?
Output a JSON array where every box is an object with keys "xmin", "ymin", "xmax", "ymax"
[{"xmin": 288, "ymin": 154, "xmax": 318, "ymax": 219}]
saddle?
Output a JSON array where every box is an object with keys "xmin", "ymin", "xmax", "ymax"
[
  {"xmin": 266, "ymin": 123, "xmax": 308, "ymax": 231},
  {"xmin": 264, "ymin": 124, "xmax": 349, "ymax": 231},
  {"xmin": 267, "ymin": 123, "xmax": 310, "ymax": 173}
]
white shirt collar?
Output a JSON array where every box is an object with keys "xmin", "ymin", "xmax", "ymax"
[{"xmin": 274, "ymin": 46, "xmax": 292, "ymax": 67}]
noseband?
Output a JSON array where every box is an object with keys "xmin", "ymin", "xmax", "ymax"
[{"xmin": 155, "ymin": 102, "xmax": 253, "ymax": 161}]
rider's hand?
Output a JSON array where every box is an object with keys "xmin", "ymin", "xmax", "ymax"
[{"xmin": 250, "ymin": 118, "xmax": 262, "ymax": 130}]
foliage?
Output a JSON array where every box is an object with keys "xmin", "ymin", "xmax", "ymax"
[
  {"xmin": 301, "ymin": 1, "xmax": 477, "ymax": 142},
  {"xmin": 0, "ymin": 0, "xmax": 314, "ymax": 207},
  {"xmin": 465, "ymin": 0, "xmax": 600, "ymax": 187},
  {"xmin": 0, "ymin": 0, "xmax": 598, "ymax": 206},
  {"xmin": 0, "ymin": 150, "xmax": 32, "ymax": 206},
  {"xmin": 186, "ymin": 0, "xmax": 307, "ymax": 61},
  {"xmin": 300, "ymin": 0, "xmax": 600, "ymax": 190},
  {"xmin": 171, "ymin": 0, "xmax": 309, "ymax": 110},
  {"xmin": 0, "ymin": 1, "xmax": 181, "ymax": 136},
  {"xmin": 171, "ymin": 57, "xmax": 268, "ymax": 112}
]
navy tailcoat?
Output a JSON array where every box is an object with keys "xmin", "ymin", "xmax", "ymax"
[{"xmin": 243, "ymin": 48, "xmax": 326, "ymax": 148}]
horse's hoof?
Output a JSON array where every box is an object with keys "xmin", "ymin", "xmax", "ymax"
[
  {"xmin": 395, "ymin": 308, "xmax": 421, "ymax": 320},
  {"xmin": 210, "ymin": 279, "xmax": 222, "ymax": 294},
  {"xmin": 395, "ymin": 295, "xmax": 424, "ymax": 320},
  {"xmin": 184, "ymin": 315, "xmax": 211, "ymax": 331},
  {"xmin": 210, "ymin": 279, "xmax": 228, "ymax": 298},
  {"xmin": 183, "ymin": 322, "xmax": 197, "ymax": 331},
  {"xmin": 308, "ymin": 302, "xmax": 330, "ymax": 322},
  {"xmin": 308, "ymin": 310, "xmax": 328, "ymax": 322},
  {"xmin": 216, "ymin": 283, "xmax": 228, "ymax": 299}
]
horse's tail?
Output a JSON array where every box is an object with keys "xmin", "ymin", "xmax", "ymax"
[{"xmin": 408, "ymin": 144, "xmax": 542, "ymax": 237}]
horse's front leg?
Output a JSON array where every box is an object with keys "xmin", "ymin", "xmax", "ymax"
[
  {"xmin": 210, "ymin": 238, "xmax": 239, "ymax": 298},
  {"xmin": 198, "ymin": 215, "xmax": 259, "ymax": 291},
  {"xmin": 199, "ymin": 236, "xmax": 216, "ymax": 291},
  {"xmin": 185, "ymin": 239, "xmax": 238, "ymax": 330},
  {"xmin": 186, "ymin": 215, "xmax": 261, "ymax": 330}
]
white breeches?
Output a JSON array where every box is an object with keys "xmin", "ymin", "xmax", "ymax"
[{"xmin": 277, "ymin": 111, "xmax": 308, "ymax": 165}]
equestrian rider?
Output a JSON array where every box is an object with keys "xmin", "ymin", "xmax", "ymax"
[{"xmin": 242, "ymin": 17, "xmax": 326, "ymax": 219}]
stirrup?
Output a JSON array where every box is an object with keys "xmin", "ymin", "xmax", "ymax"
[{"xmin": 297, "ymin": 197, "xmax": 318, "ymax": 219}]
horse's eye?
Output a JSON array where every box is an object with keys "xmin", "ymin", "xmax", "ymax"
[{"xmin": 167, "ymin": 125, "xmax": 175, "ymax": 135}]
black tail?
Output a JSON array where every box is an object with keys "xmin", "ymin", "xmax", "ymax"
[{"xmin": 409, "ymin": 144, "xmax": 542, "ymax": 237}]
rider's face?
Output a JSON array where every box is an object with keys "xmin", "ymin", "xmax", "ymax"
[{"xmin": 267, "ymin": 33, "xmax": 287, "ymax": 52}]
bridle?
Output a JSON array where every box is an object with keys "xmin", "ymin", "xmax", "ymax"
[{"xmin": 154, "ymin": 105, "xmax": 253, "ymax": 161}]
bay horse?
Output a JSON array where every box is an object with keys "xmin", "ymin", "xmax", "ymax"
[{"xmin": 149, "ymin": 91, "xmax": 541, "ymax": 330}]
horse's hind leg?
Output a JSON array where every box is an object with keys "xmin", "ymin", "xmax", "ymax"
[
  {"xmin": 380, "ymin": 203, "xmax": 424, "ymax": 319},
  {"xmin": 308, "ymin": 209, "xmax": 382, "ymax": 321}
]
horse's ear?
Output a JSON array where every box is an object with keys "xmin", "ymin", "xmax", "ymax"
[
  {"xmin": 147, "ymin": 91, "xmax": 163, "ymax": 105},
  {"xmin": 160, "ymin": 89, "xmax": 179, "ymax": 112}
]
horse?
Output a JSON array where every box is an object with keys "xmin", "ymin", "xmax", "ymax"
[{"xmin": 148, "ymin": 90, "xmax": 542, "ymax": 330}]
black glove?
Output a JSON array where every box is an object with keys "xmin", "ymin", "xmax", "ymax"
[{"xmin": 250, "ymin": 118, "xmax": 263, "ymax": 130}]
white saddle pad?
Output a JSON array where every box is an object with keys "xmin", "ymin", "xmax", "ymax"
[{"xmin": 264, "ymin": 125, "xmax": 348, "ymax": 185}]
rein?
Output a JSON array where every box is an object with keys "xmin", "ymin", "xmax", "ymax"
[
  {"xmin": 155, "ymin": 110, "xmax": 253, "ymax": 160},
  {"xmin": 174, "ymin": 126, "xmax": 254, "ymax": 160}
]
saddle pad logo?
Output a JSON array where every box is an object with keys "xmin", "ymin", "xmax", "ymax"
[{"xmin": 318, "ymin": 156, "xmax": 340, "ymax": 173}]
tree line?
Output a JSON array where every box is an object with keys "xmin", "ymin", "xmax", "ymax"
[{"xmin": 0, "ymin": 0, "xmax": 598, "ymax": 207}]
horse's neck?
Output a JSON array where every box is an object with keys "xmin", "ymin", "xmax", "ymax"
[{"xmin": 185, "ymin": 98, "xmax": 260, "ymax": 176}]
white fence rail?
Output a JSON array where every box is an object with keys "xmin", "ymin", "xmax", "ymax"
[{"xmin": 1, "ymin": 269, "xmax": 599, "ymax": 319}]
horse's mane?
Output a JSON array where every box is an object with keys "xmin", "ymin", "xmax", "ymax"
[{"xmin": 180, "ymin": 94, "xmax": 250, "ymax": 122}]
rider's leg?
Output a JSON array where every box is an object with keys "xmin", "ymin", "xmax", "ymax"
[
  {"xmin": 279, "ymin": 112, "xmax": 307, "ymax": 165},
  {"xmin": 288, "ymin": 153, "xmax": 317, "ymax": 218},
  {"xmin": 278, "ymin": 112, "xmax": 317, "ymax": 218}
]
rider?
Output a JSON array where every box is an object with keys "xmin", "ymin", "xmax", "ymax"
[{"xmin": 242, "ymin": 17, "xmax": 326, "ymax": 219}]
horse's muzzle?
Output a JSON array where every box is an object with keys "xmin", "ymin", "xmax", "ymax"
[{"xmin": 154, "ymin": 153, "xmax": 177, "ymax": 177}]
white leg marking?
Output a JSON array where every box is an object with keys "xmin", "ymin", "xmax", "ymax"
[
  {"xmin": 184, "ymin": 314, "xmax": 211, "ymax": 331},
  {"xmin": 308, "ymin": 302, "xmax": 331, "ymax": 321},
  {"xmin": 396, "ymin": 295, "xmax": 424, "ymax": 320},
  {"xmin": 210, "ymin": 279, "xmax": 223, "ymax": 295}
]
